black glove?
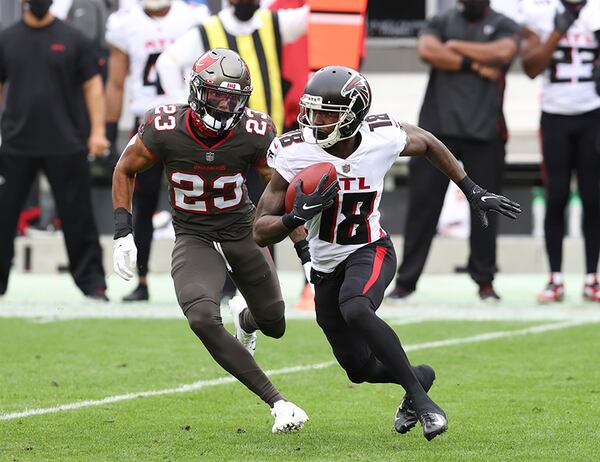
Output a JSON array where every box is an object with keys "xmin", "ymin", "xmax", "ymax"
[
  {"xmin": 294, "ymin": 239, "xmax": 311, "ymax": 265},
  {"xmin": 282, "ymin": 175, "xmax": 339, "ymax": 229},
  {"xmin": 554, "ymin": 8, "xmax": 577, "ymax": 34},
  {"xmin": 593, "ymin": 62, "xmax": 600, "ymax": 96},
  {"xmin": 457, "ymin": 176, "xmax": 522, "ymax": 228}
]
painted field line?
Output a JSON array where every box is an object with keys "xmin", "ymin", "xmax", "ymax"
[{"xmin": 0, "ymin": 320, "xmax": 586, "ymax": 422}]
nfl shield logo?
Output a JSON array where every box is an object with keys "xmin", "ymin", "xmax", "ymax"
[
  {"xmin": 206, "ymin": 152, "xmax": 215, "ymax": 162},
  {"xmin": 342, "ymin": 164, "xmax": 351, "ymax": 174}
]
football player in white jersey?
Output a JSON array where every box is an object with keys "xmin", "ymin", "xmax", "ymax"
[
  {"xmin": 253, "ymin": 67, "xmax": 521, "ymax": 441},
  {"xmin": 105, "ymin": 0, "xmax": 209, "ymax": 301},
  {"xmin": 520, "ymin": 0, "xmax": 600, "ymax": 303}
]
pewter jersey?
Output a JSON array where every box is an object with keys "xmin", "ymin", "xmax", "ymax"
[
  {"xmin": 139, "ymin": 104, "xmax": 276, "ymax": 239},
  {"xmin": 519, "ymin": 0, "xmax": 600, "ymax": 115},
  {"xmin": 268, "ymin": 114, "xmax": 407, "ymax": 273},
  {"xmin": 105, "ymin": 0, "xmax": 208, "ymax": 116}
]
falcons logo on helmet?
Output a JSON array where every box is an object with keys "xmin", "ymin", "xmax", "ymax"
[{"xmin": 341, "ymin": 74, "xmax": 370, "ymax": 106}]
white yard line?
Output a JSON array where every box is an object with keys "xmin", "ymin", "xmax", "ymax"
[{"xmin": 0, "ymin": 319, "xmax": 587, "ymax": 422}]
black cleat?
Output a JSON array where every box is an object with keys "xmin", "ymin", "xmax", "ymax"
[
  {"xmin": 478, "ymin": 282, "xmax": 500, "ymax": 302},
  {"xmin": 122, "ymin": 283, "xmax": 149, "ymax": 302},
  {"xmin": 395, "ymin": 364, "xmax": 436, "ymax": 434},
  {"xmin": 85, "ymin": 288, "xmax": 109, "ymax": 302},
  {"xmin": 387, "ymin": 284, "xmax": 415, "ymax": 303},
  {"xmin": 418, "ymin": 408, "xmax": 448, "ymax": 441}
]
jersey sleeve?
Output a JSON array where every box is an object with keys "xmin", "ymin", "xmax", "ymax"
[
  {"xmin": 0, "ymin": 37, "xmax": 5, "ymax": 83},
  {"xmin": 277, "ymin": 5, "xmax": 309, "ymax": 45},
  {"xmin": 581, "ymin": 0, "xmax": 600, "ymax": 33},
  {"xmin": 253, "ymin": 115, "xmax": 278, "ymax": 167},
  {"xmin": 517, "ymin": 0, "xmax": 537, "ymax": 29},
  {"xmin": 391, "ymin": 118, "xmax": 409, "ymax": 158},
  {"xmin": 419, "ymin": 12, "xmax": 446, "ymax": 39},
  {"xmin": 105, "ymin": 10, "xmax": 129, "ymax": 52},
  {"xmin": 76, "ymin": 32, "xmax": 101, "ymax": 83},
  {"xmin": 493, "ymin": 14, "xmax": 521, "ymax": 41},
  {"xmin": 266, "ymin": 137, "xmax": 295, "ymax": 183},
  {"xmin": 137, "ymin": 108, "xmax": 162, "ymax": 161}
]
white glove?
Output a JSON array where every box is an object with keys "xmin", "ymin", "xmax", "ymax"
[{"xmin": 113, "ymin": 234, "xmax": 137, "ymax": 281}]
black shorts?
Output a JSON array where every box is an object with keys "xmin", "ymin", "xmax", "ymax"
[{"xmin": 311, "ymin": 236, "xmax": 397, "ymax": 366}]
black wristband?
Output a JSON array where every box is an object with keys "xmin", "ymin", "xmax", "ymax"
[
  {"xmin": 282, "ymin": 213, "xmax": 305, "ymax": 230},
  {"xmin": 460, "ymin": 57, "xmax": 473, "ymax": 72},
  {"xmin": 114, "ymin": 207, "xmax": 133, "ymax": 239},
  {"xmin": 456, "ymin": 175, "xmax": 478, "ymax": 200},
  {"xmin": 294, "ymin": 239, "xmax": 311, "ymax": 265},
  {"xmin": 106, "ymin": 122, "xmax": 118, "ymax": 146}
]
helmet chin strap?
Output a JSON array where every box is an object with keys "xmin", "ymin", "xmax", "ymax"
[{"xmin": 190, "ymin": 111, "xmax": 223, "ymax": 138}]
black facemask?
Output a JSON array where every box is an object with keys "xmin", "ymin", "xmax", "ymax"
[
  {"xmin": 458, "ymin": 0, "xmax": 489, "ymax": 22},
  {"xmin": 26, "ymin": 0, "xmax": 53, "ymax": 19},
  {"xmin": 561, "ymin": 0, "xmax": 587, "ymax": 17},
  {"xmin": 233, "ymin": 3, "xmax": 259, "ymax": 22}
]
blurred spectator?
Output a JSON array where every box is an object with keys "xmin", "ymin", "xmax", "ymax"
[
  {"xmin": 104, "ymin": 0, "xmax": 209, "ymax": 301},
  {"xmin": 520, "ymin": 0, "xmax": 600, "ymax": 303},
  {"xmin": 0, "ymin": 0, "xmax": 109, "ymax": 300},
  {"xmin": 388, "ymin": 0, "xmax": 519, "ymax": 302},
  {"xmin": 156, "ymin": 0, "xmax": 308, "ymax": 134}
]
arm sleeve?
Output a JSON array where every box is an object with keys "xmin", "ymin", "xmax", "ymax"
[
  {"xmin": 254, "ymin": 116, "xmax": 278, "ymax": 166},
  {"xmin": 77, "ymin": 33, "xmax": 101, "ymax": 83},
  {"xmin": 277, "ymin": 5, "xmax": 309, "ymax": 45},
  {"xmin": 156, "ymin": 28, "xmax": 205, "ymax": 101},
  {"xmin": 137, "ymin": 109, "xmax": 162, "ymax": 161},
  {"xmin": 418, "ymin": 13, "xmax": 446, "ymax": 39}
]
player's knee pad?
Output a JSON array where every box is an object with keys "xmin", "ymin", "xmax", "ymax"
[
  {"xmin": 339, "ymin": 296, "xmax": 374, "ymax": 329},
  {"xmin": 254, "ymin": 300, "xmax": 286, "ymax": 339}
]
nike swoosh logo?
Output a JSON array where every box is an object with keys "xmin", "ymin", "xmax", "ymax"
[
  {"xmin": 302, "ymin": 203, "xmax": 321, "ymax": 210},
  {"xmin": 481, "ymin": 196, "xmax": 496, "ymax": 202}
]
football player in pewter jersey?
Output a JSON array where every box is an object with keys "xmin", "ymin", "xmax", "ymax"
[
  {"xmin": 111, "ymin": 48, "xmax": 308, "ymax": 433},
  {"xmin": 254, "ymin": 66, "xmax": 522, "ymax": 440}
]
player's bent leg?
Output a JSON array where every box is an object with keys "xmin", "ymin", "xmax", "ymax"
[
  {"xmin": 172, "ymin": 235, "xmax": 287, "ymax": 414},
  {"xmin": 224, "ymin": 233, "xmax": 286, "ymax": 339}
]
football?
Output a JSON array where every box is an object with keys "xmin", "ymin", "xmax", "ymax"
[{"xmin": 284, "ymin": 162, "xmax": 338, "ymax": 213}]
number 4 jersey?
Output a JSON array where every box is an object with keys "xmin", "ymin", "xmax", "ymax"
[
  {"xmin": 138, "ymin": 104, "xmax": 276, "ymax": 239},
  {"xmin": 105, "ymin": 1, "xmax": 208, "ymax": 117},
  {"xmin": 519, "ymin": 0, "xmax": 600, "ymax": 115},
  {"xmin": 268, "ymin": 114, "xmax": 408, "ymax": 273}
]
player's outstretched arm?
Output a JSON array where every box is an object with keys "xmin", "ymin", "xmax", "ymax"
[
  {"xmin": 253, "ymin": 171, "xmax": 293, "ymax": 247},
  {"xmin": 112, "ymin": 136, "xmax": 156, "ymax": 280},
  {"xmin": 402, "ymin": 123, "xmax": 521, "ymax": 228}
]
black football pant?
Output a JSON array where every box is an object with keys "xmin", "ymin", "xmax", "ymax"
[
  {"xmin": 0, "ymin": 153, "xmax": 106, "ymax": 295},
  {"xmin": 171, "ymin": 230, "xmax": 285, "ymax": 406},
  {"xmin": 397, "ymin": 137, "xmax": 505, "ymax": 291},
  {"xmin": 541, "ymin": 109, "xmax": 600, "ymax": 274},
  {"xmin": 313, "ymin": 236, "xmax": 433, "ymax": 411}
]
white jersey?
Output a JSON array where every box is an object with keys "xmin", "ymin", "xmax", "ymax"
[
  {"xmin": 519, "ymin": 0, "xmax": 600, "ymax": 115},
  {"xmin": 268, "ymin": 115, "xmax": 407, "ymax": 273},
  {"xmin": 105, "ymin": 0, "xmax": 209, "ymax": 116}
]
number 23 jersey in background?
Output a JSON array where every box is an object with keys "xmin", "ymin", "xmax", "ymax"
[
  {"xmin": 268, "ymin": 114, "xmax": 407, "ymax": 273},
  {"xmin": 139, "ymin": 105, "xmax": 276, "ymax": 239},
  {"xmin": 105, "ymin": 0, "xmax": 209, "ymax": 117},
  {"xmin": 519, "ymin": 0, "xmax": 600, "ymax": 115}
]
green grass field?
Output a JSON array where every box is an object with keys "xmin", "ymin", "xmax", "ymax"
[{"xmin": 1, "ymin": 273, "xmax": 600, "ymax": 461}]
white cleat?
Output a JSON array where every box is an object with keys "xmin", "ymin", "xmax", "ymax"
[
  {"xmin": 271, "ymin": 400, "xmax": 309, "ymax": 433},
  {"xmin": 228, "ymin": 295, "xmax": 257, "ymax": 356}
]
